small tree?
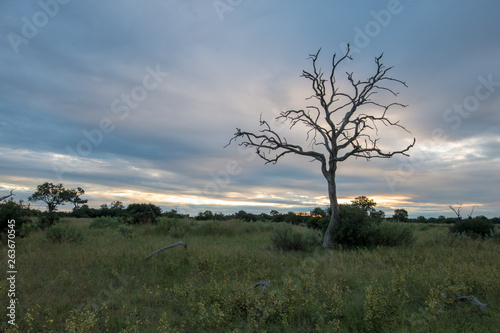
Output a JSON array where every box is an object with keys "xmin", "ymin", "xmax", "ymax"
[
  {"xmin": 127, "ymin": 203, "xmax": 161, "ymax": 224},
  {"xmin": 351, "ymin": 196, "xmax": 376, "ymax": 215},
  {"xmin": 29, "ymin": 182, "xmax": 68, "ymax": 212},
  {"xmin": 196, "ymin": 210, "xmax": 214, "ymax": 221},
  {"xmin": 393, "ymin": 209, "xmax": 408, "ymax": 222},
  {"xmin": 0, "ymin": 199, "xmax": 31, "ymax": 235},
  {"xmin": 311, "ymin": 207, "xmax": 327, "ymax": 217},
  {"xmin": 370, "ymin": 210, "xmax": 385, "ymax": 220},
  {"xmin": 227, "ymin": 46, "xmax": 415, "ymax": 248},
  {"xmin": 65, "ymin": 187, "xmax": 88, "ymax": 209}
]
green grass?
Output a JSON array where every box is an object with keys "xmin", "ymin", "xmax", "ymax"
[{"xmin": 1, "ymin": 218, "xmax": 499, "ymax": 332}]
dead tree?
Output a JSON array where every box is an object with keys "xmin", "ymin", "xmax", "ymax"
[
  {"xmin": 449, "ymin": 203, "xmax": 475, "ymax": 219},
  {"xmin": 226, "ymin": 45, "xmax": 415, "ymax": 248}
]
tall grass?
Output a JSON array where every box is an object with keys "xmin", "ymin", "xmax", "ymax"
[{"xmin": 1, "ymin": 219, "xmax": 499, "ymax": 332}]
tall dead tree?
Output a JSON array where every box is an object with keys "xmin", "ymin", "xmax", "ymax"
[{"xmin": 226, "ymin": 45, "xmax": 415, "ymax": 248}]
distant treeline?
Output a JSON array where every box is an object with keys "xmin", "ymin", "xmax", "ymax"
[
  {"xmin": 2, "ymin": 198, "xmax": 499, "ymax": 237},
  {"xmin": 4, "ymin": 199, "xmax": 500, "ymax": 225}
]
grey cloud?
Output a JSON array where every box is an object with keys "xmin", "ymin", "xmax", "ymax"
[{"xmin": 1, "ymin": 0, "xmax": 500, "ymax": 217}]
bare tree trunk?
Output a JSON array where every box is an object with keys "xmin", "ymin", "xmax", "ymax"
[{"xmin": 322, "ymin": 176, "xmax": 339, "ymax": 248}]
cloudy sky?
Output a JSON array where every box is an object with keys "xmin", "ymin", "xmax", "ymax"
[{"xmin": 1, "ymin": 0, "xmax": 499, "ymax": 217}]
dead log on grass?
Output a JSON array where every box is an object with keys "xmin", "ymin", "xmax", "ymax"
[
  {"xmin": 143, "ymin": 241, "xmax": 187, "ymax": 261},
  {"xmin": 455, "ymin": 295, "xmax": 487, "ymax": 311}
]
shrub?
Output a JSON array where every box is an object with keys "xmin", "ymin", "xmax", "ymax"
[
  {"xmin": 192, "ymin": 220, "xmax": 236, "ymax": 237},
  {"xmin": 169, "ymin": 225, "xmax": 188, "ymax": 238},
  {"xmin": 372, "ymin": 221, "xmax": 416, "ymax": 247},
  {"xmin": 89, "ymin": 216, "xmax": 121, "ymax": 229},
  {"xmin": 449, "ymin": 218, "xmax": 495, "ymax": 239},
  {"xmin": 332, "ymin": 205, "xmax": 372, "ymax": 248},
  {"xmin": 19, "ymin": 221, "xmax": 39, "ymax": 238},
  {"xmin": 155, "ymin": 217, "xmax": 175, "ymax": 235},
  {"xmin": 270, "ymin": 224, "xmax": 320, "ymax": 251},
  {"xmin": 332, "ymin": 205, "xmax": 415, "ymax": 248},
  {"xmin": 306, "ymin": 216, "xmax": 330, "ymax": 231},
  {"xmin": 38, "ymin": 212, "xmax": 60, "ymax": 230},
  {"xmin": 118, "ymin": 225, "xmax": 134, "ymax": 238},
  {"xmin": 0, "ymin": 200, "xmax": 31, "ymax": 236},
  {"xmin": 126, "ymin": 203, "xmax": 161, "ymax": 224},
  {"xmin": 155, "ymin": 217, "xmax": 191, "ymax": 237},
  {"xmin": 45, "ymin": 224, "xmax": 84, "ymax": 243},
  {"xmin": 492, "ymin": 231, "xmax": 500, "ymax": 244}
]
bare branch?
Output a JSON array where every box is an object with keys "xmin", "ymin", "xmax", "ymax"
[
  {"xmin": 143, "ymin": 241, "xmax": 187, "ymax": 262},
  {"xmin": 467, "ymin": 206, "xmax": 475, "ymax": 219},
  {"xmin": 226, "ymin": 118, "xmax": 328, "ymax": 175},
  {"xmin": 0, "ymin": 189, "xmax": 15, "ymax": 202},
  {"xmin": 449, "ymin": 203, "xmax": 463, "ymax": 219}
]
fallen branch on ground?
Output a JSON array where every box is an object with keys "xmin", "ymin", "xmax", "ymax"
[
  {"xmin": 253, "ymin": 280, "xmax": 270, "ymax": 294},
  {"xmin": 455, "ymin": 295, "xmax": 487, "ymax": 311},
  {"xmin": 143, "ymin": 241, "xmax": 187, "ymax": 262}
]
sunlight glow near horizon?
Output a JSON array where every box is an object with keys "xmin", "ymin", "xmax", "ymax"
[
  {"xmin": 1, "ymin": 1, "xmax": 499, "ymax": 218},
  {"xmin": 1, "ymin": 180, "xmax": 485, "ymax": 217}
]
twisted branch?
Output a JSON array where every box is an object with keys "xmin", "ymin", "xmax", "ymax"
[{"xmin": 0, "ymin": 189, "xmax": 15, "ymax": 202}]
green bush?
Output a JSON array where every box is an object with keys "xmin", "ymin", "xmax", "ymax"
[
  {"xmin": 306, "ymin": 216, "xmax": 330, "ymax": 231},
  {"xmin": 155, "ymin": 217, "xmax": 191, "ymax": 237},
  {"xmin": 450, "ymin": 218, "xmax": 495, "ymax": 239},
  {"xmin": 127, "ymin": 203, "xmax": 161, "ymax": 224},
  {"xmin": 332, "ymin": 205, "xmax": 372, "ymax": 248},
  {"xmin": 169, "ymin": 225, "xmax": 188, "ymax": 238},
  {"xmin": 38, "ymin": 212, "xmax": 60, "ymax": 230},
  {"xmin": 19, "ymin": 222, "xmax": 39, "ymax": 238},
  {"xmin": 332, "ymin": 205, "xmax": 415, "ymax": 248},
  {"xmin": 270, "ymin": 224, "xmax": 320, "ymax": 251},
  {"xmin": 372, "ymin": 221, "xmax": 415, "ymax": 247},
  {"xmin": 0, "ymin": 200, "xmax": 32, "ymax": 236},
  {"xmin": 192, "ymin": 220, "xmax": 236, "ymax": 237},
  {"xmin": 89, "ymin": 216, "xmax": 121, "ymax": 229},
  {"xmin": 118, "ymin": 225, "xmax": 134, "ymax": 238},
  {"xmin": 45, "ymin": 224, "xmax": 84, "ymax": 243},
  {"xmin": 492, "ymin": 231, "xmax": 500, "ymax": 244}
]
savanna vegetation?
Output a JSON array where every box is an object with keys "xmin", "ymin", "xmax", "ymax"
[{"xmin": 1, "ymin": 196, "xmax": 500, "ymax": 332}]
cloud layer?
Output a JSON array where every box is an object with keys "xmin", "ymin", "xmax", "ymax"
[{"xmin": 1, "ymin": 0, "xmax": 499, "ymax": 217}]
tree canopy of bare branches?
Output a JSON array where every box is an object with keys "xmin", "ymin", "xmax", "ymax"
[{"xmin": 226, "ymin": 45, "xmax": 415, "ymax": 248}]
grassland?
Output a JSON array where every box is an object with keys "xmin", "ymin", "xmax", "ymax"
[{"xmin": 1, "ymin": 218, "xmax": 499, "ymax": 332}]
